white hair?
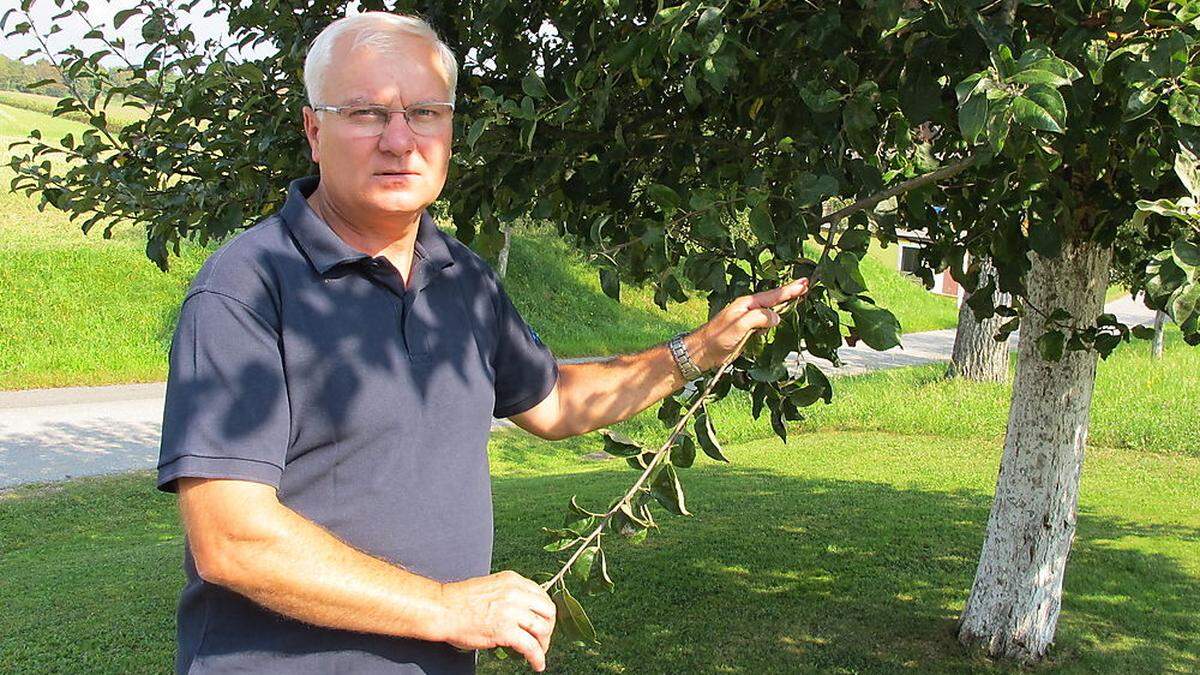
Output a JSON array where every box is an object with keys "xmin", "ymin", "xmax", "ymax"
[{"xmin": 303, "ymin": 11, "xmax": 459, "ymax": 105}]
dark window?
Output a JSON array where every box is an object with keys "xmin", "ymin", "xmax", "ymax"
[{"xmin": 899, "ymin": 245, "xmax": 922, "ymax": 274}]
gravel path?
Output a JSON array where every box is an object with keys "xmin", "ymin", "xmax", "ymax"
[{"xmin": 0, "ymin": 297, "xmax": 1160, "ymax": 489}]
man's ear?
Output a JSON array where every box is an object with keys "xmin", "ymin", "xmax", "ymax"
[{"xmin": 301, "ymin": 106, "xmax": 321, "ymax": 164}]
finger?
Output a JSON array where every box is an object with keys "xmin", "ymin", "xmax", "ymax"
[
  {"xmin": 738, "ymin": 308, "xmax": 781, "ymax": 332},
  {"xmin": 519, "ymin": 612, "xmax": 554, "ymax": 655},
  {"xmin": 524, "ymin": 591, "xmax": 557, "ymax": 622},
  {"xmin": 505, "ymin": 626, "xmax": 546, "ymax": 672},
  {"xmin": 748, "ymin": 278, "xmax": 809, "ymax": 309}
]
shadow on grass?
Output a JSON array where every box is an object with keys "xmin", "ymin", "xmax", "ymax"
[
  {"xmin": 0, "ymin": 465, "xmax": 1195, "ymax": 674},
  {"xmin": 484, "ymin": 466, "xmax": 1200, "ymax": 674}
]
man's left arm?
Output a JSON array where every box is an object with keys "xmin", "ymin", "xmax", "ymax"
[{"xmin": 510, "ymin": 278, "xmax": 809, "ymax": 440}]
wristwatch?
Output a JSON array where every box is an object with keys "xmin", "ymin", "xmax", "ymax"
[{"xmin": 668, "ymin": 332, "xmax": 703, "ymax": 381}]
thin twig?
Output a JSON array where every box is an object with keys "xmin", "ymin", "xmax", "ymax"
[{"xmin": 815, "ymin": 152, "xmax": 980, "ymax": 228}]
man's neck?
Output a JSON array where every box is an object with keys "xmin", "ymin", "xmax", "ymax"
[{"xmin": 306, "ymin": 186, "xmax": 421, "ymax": 279}]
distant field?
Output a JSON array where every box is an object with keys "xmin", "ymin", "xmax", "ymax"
[{"xmin": 0, "ymin": 89, "xmax": 144, "ymax": 131}]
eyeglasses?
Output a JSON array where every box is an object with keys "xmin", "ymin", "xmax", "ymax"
[{"xmin": 312, "ymin": 102, "xmax": 455, "ymax": 138}]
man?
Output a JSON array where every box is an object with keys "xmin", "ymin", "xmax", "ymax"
[{"xmin": 157, "ymin": 11, "xmax": 809, "ymax": 675}]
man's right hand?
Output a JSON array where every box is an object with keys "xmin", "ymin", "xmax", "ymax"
[{"xmin": 439, "ymin": 571, "xmax": 557, "ymax": 672}]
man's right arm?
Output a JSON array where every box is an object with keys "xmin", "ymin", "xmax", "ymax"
[{"xmin": 178, "ymin": 477, "xmax": 556, "ymax": 671}]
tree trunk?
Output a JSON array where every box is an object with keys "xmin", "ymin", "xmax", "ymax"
[
  {"xmin": 1152, "ymin": 310, "xmax": 1167, "ymax": 359},
  {"xmin": 957, "ymin": 240, "xmax": 1112, "ymax": 663},
  {"xmin": 497, "ymin": 223, "xmax": 513, "ymax": 279},
  {"xmin": 947, "ymin": 257, "xmax": 1013, "ymax": 382}
]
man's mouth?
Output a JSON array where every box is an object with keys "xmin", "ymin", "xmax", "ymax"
[{"xmin": 375, "ymin": 170, "xmax": 419, "ymax": 176}]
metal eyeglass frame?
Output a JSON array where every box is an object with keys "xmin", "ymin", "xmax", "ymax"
[{"xmin": 311, "ymin": 102, "xmax": 456, "ymax": 136}]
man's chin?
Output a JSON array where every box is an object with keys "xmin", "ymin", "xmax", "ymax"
[{"xmin": 364, "ymin": 190, "xmax": 432, "ymax": 217}]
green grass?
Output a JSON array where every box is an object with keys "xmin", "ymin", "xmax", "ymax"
[
  {"xmin": 861, "ymin": 243, "xmax": 960, "ymax": 333},
  {"xmin": 0, "ymin": 163, "xmax": 208, "ymax": 389},
  {"xmin": 0, "ymin": 89, "xmax": 144, "ymax": 130},
  {"xmin": 2, "ymin": 324, "xmax": 1196, "ymax": 672},
  {"xmin": 2, "ymin": 425, "xmax": 1195, "ymax": 673},
  {"xmin": 502, "ymin": 227, "xmax": 710, "ymax": 357},
  {"xmin": 0, "ymin": 102, "xmax": 93, "ymax": 143}
]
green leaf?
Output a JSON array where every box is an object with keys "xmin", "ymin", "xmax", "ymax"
[
  {"xmin": 1137, "ymin": 197, "xmax": 1195, "ymax": 219},
  {"xmin": 582, "ymin": 547, "xmax": 614, "ymax": 594},
  {"xmin": 1169, "ymin": 89, "xmax": 1200, "ymax": 126},
  {"xmin": 1175, "ymin": 144, "xmax": 1200, "ymax": 201},
  {"xmin": 832, "ymin": 252, "xmax": 868, "ymax": 295},
  {"xmin": 804, "ymin": 363, "xmax": 832, "ymax": 404},
  {"xmin": 669, "ymin": 434, "xmax": 696, "ymax": 468},
  {"xmin": 571, "ymin": 546, "xmax": 598, "ymax": 583},
  {"xmin": 899, "ymin": 62, "xmax": 941, "ymax": 124},
  {"xmin": 649, "ymin": 464, "xmax": 690, "ymax": 516},
  {"xmin": 959, "ymin": 95, "xmax": 988, "ymax": 144},
  {"xmin": 1131, "ymin": 324, "xmax": 1156, "ymax": 340},
  {"xmin": 1125, "ymin": 88, "xmax": 1161, "ymax": 122},
  {"xmin": 1084, "ymin": 40, "xmax": 1108, "ymax": 85},
  {"xmin": 794, "ymin": 173, "xmax": 838, "ymax": 206},
  {"xmin": 845, "ymin": 298, "xmax": 902, "ymax": 350},
  {"xmin": 694, "ymin": 411, "xmax": 729, "ymax": 462},
  {"xmin": 1174, "ymin": 238, "xmax": 1200, "ymax": 267},
  {"xmin": 748, "ymin": 202, "xmax": 774, "ymax": 243},
  {"xmin": 1037, "ymin": 329, "xmax": 1066, "ymax": 361},
  {"xmin": 986, "ymin": 108, "xmax": 1011, "ymax": 152},
  {"xmin": 770, "ymin": 406, "xmax": 788, "ymax": 443},
  {"xmin": 1010, "ymin": 68, "xmax": 1071, "ymax": 88},
  {"xmin": 598, "ymin": 429, "xmax": 642, "ymax": 457},
  {"xmin": 466, "ymin": 118, "xmax": 488, "ymax": 149},
  {"xmin": 1028, "ymin": 218, "xmax": 1063, "ymax": 258},
  {"xmin": 1172, "ymin": 282, "xmax": 1200, "ymax": 327},
  {"xmin": 599, "ymin": 268, "xmax": 620, "ymax": 301},
  {"xmin": 1012, "ymin": 85, "xmax": 1066, "ymax": 133},
  {"xmin": 552, "ymin": 584, "xmax": 597, "ymax": 644},
  {"xmin": 113, "ymin": 7, "xmax": 139, "ymax": 28},
  {"xmin": 645, "ymin": 183, "xmax": 682, "ymax": 215},
  {"xmin": 521, "ymin": 72, "xmax": 548, "ymax": 99},
  {"xmin": 683, "ymin": 74, "xmax": 701, "ymax": 108}
]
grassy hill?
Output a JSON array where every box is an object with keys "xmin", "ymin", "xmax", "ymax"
[{"xmin": 0, "ymin": 89, "xmax": 144, "ymax": 131}]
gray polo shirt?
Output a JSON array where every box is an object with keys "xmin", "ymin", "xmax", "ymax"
[{"xmin": 156, "ymin": 176, "xmax": 558, "ymax": 674}]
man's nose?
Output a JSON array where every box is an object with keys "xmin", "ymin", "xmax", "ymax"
[{"xmin": 377, "ymin": 112, "xmax": 416, "ymax": 154}]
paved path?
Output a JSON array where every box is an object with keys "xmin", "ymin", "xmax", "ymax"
[{"xmin": 0, "ymin": 297, "xmax": 1160, "ymax": 489}]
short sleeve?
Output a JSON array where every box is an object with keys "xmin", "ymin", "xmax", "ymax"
[
  {"xmin": 491, "ymin": 280, "xmax": 559, "ymax": 418},
  {"xmin": 156, "ymin": 290, "xmax": 290, "ymax": 493}
]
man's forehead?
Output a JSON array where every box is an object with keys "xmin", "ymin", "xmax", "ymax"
[{"xmin": 325, "ymin": 41, "xmax": 451, "ymax": 102}]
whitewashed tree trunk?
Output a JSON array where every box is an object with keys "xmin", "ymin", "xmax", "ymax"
[
  {"xmin": 957, "ymin": 240, "xmax": 1112, "ymax": 662},
  {"xmin": 1152, "ymin": 310, "xmax": 1167, "ymax": 359},
  {"xmin": 947, "ymin": 257, "xmax": 1012, "ymax": 382},
  {"xmin": 497, "ymin": 223, "xmax": 513, "ymax": 279}
]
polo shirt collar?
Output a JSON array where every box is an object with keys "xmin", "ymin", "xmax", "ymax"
[{"xmin": 281, "ymin": 176, "xmax": 455, "ymax": 278}]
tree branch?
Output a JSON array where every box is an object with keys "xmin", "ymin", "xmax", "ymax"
[{"xmin": 816, "ymin": 152, "xmax": 981, "ymax": 228}]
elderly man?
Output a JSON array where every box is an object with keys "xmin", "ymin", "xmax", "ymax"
[{"xmin": 157, "ymin": 10, "xmax": 808, "ymax": 675}]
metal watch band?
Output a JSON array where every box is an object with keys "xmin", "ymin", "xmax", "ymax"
[{"xmin": 669, "ymin": 332, "xmax": 702, "ymax": 381}]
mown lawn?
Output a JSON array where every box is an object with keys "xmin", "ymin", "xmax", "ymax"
[{"xmin": 2, "ymin": 333, "xmax": 1196, "ymax": 673}]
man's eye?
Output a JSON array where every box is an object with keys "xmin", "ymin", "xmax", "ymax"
[
  {"xmin": 349, "ymin": 108, "xmax": 387, "ymax": 120},
  {"xmin": 411, "ymin": 107, "xmax": 438, "ymax": 118}
]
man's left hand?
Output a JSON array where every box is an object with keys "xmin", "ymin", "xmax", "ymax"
[{"xmin": 683, "ymin": 278, "xmax": 810, "ymax": 372}]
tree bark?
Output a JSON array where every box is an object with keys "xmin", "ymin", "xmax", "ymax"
[
  {"xmin": 1152, "ymin": 310, "xmax": 1167, "ymax": 359},
  {"xmin": 947, "ymin": 257, "xmax": 1013, "ymax": 382},
  {"xmin": 957, "ymin": 239, "xmax": 1112, "ymax": 663},
  {"xmin": 497, "ymin": 223, "xmax": 513, "ymax": 279}
]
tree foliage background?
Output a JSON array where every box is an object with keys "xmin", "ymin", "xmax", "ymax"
[{"xmin": 6, "ymin": 0, "xmax": 1200, "ymax": 659}]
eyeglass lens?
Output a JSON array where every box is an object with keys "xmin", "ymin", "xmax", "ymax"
[{"xmin": 342, "ymin": 105, "xmax": 453, "ymax": 137}]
